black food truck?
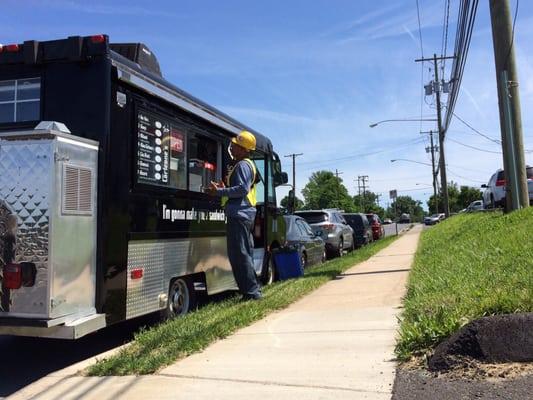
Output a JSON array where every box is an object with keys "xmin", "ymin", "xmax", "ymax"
[{"xmin": 0, "ymin": 35, "xmax": 288, "ymax": 339}]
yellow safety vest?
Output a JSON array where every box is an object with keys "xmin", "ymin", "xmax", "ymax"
[{"xmin": 221, "ymin": 158, "xmax": 257, "ymax": 207}]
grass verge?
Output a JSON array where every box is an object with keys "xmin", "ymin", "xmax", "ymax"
[
  {"xmin": 395, "ymin": 208, "xmax": 533, "ymax": 361},
  {"xmin": 88, "ymin": 234, "xmax": 399, "ymax": 376}
]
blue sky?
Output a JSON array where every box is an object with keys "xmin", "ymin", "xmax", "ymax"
[{"xmin": 3, "ymin": 0, "xmax": 533, "ymax": 210}]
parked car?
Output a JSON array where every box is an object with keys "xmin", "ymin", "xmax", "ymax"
[
  {"xmin": 466, "ymin": 200, "xmax": 484, "ymax": 212},
  {"xmin": 481, "ymin": 169, "xmax": 506, "ymax": 209},
  {"xmin": 424, "ymin": 213, "xmax": 446, "ymax": 225},
  {"xmin": 424, "ymin": 214, "xmax": 441, "ymax": 225},
  {"xmin": 365, "ymin": 213, "xmax": 385, "ymax": 240},
  {"xmin": 481, "ymin": 166, "xmax": 533, "ymax": 208},
  {"xmin": 342, "ymin": 213, "xmax": 373, "ymax": 248},
  {"xmin": 398, "ymin": 213, "xmax": 411, "ymax": 223},
  {"xmin": 283, "ymin": 215, "xmax": 326, "ymax": 268},
  {"xmin": 294, "ymin": 209, "xmax": 355, "ymax": 258},
  {"xmin": 382, "ymin": 218, "xmax": 393, "ymax": 224}
]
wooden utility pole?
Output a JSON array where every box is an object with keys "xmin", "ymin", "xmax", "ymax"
[
  {"xmin": 489, "ymin": 0, "xmax": 529, "ymax": 210},
  {"xmin": 284, "ymin": 153, "xmax": 303, "ymax": 193},
  {"xmin": 433, "ymin": 54, "xmax": 450, "ymax": 217},
  {"xmin": 415, "ymin": 54, "xmax": 454, "ymax": 217},
  {"xmin": 421, "ymin": 130, "xmax": 439, "ymax": 213}
]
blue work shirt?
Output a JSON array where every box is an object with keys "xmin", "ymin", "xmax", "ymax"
[{"xmin": 217, "ymin": 160, "xmax": 256, "ymax": 220}]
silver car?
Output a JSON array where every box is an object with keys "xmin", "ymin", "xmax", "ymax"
[{"xmin": 294, "ymin": 209, "xmax": 354, "ymax": 258}]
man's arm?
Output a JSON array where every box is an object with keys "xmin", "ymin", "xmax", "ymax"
[{"xmin": 216, "ymin": 161, "xmax": 253, "ymax": 198}]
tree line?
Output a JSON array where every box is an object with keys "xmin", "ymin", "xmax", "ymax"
[{"xmin": 281, "ymin": 170, "xmax": 483, "ymax": 221}]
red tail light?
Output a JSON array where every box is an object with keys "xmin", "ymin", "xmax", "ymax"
[
  {"xmin": 495, "ymin": 179, "xmax": 505, "ymax": 187},
  {"xmin": 130, "ymin": 268, "xmax": 144, "ymax": 280},
  {"xmin": 90, "ymin": 35, "xmax": 106, "ymax": 44},
  {"xmin": 3, "ymin": 263, "xmax": 22, "ymax": 289},
  {"xmin": 4, "ymin": 44, "xmax": 20, "ymax": 53}
]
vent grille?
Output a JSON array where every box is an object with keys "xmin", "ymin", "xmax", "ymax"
[{"xmin": 62, "ymin": 165, "xmax": 93, "ymax": 216}]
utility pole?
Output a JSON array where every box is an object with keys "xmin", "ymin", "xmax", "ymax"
[
  {"xmin": 335, "ymin": 169, "xmax": 343, "ymax": 208},
  {"xmin": 358, "ymin": 175, "xmax": 368, "ymax": 211},
  {"xmin": 489, "ymin": 0, "xmax": 529, "ymax": 210},
  {"xmin": 415, "ymin": 54, "xmax": 454, "ymax": 217},
  {"xmin": 284, "ymin": 153, "xmax": 303, "ymax": 193},
  {"xmin": 421, "ymin": 130, "xmax": 439, "ymax": 213}
]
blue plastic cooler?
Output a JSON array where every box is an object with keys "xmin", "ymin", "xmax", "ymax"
[{"xmin": 274, "ymin": 249, "xmax": 303, "ymax": 280}]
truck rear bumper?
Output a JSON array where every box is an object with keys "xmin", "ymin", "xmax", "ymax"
[{"xmin": 0, "ymin": 313, "xmax": 106, "ymax": 339}]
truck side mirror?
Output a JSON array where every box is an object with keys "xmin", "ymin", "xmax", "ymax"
[{"xmin": 274, "ymin": 171, "xmax": 289, "ymax": 186}]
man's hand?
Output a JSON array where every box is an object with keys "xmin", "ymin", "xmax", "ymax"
[{"xmin": 205, "ymin": 180, "xmax": 225, "ymax": 196}]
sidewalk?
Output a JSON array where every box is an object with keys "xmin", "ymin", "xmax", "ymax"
[{"xmin": 11, "ymin": 225, "xmax": 422, "ymax": 400}]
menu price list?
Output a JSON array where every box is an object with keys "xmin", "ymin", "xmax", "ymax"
[{"xmin": 137, "ymin": 110, "xmax": 170, "ymax": 186}]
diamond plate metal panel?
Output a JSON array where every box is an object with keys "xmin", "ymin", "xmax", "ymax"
[
  {"xmin": 126, "ymin": 237, "xmax": 236, "ymax": 319},
  {"xmin": 0, "ymin": 140, "xmax": 52, "ymax": 316}
]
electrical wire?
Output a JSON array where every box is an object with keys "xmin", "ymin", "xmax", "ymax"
[
  {"xmin": 447, "ymin": 137, "xmax": 502, "ymax": 154},
  {"xmin": 451, "ymin": 111, "xmax": 501, "ymax": 144},
  {"xmin": 443, "ymin": 0, "xmax": 479, "ymax": 132}
]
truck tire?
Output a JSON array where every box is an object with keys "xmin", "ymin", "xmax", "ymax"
[{"xmin": 162, "ymin": 277, "xmax": 197, "ymax": 320}]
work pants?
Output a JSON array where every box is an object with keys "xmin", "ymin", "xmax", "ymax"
[{"xmin": 226, "ymin": 214, "xmax": 261, "ymax": 298}]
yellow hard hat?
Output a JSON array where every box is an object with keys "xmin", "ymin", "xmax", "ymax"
[{"xmin": 231, "ymin": 130, "xmax": 256, "ymax": 151}]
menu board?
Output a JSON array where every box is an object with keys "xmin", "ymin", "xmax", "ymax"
[{"xmin": 137, "ymin": 110, "xmax": 170, "ymax": 186}]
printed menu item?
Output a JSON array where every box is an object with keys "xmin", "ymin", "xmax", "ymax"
[{"xmin": 137, "ymin": 110, "xmax": 170, "ymax": 186}]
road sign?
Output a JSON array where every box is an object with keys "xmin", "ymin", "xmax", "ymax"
[{"xmin": 389, "ymin": 190, "xmax": 397, "ymax": 199}]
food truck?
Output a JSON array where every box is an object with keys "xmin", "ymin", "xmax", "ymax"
[{"xmin": 0, "ymin": 35, "xmax": 288, "ymax": 339}]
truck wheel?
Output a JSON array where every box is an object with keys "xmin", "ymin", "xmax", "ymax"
[{"xmin": 162, "ymin": 277, "xmax": 197, "ymax": 320}]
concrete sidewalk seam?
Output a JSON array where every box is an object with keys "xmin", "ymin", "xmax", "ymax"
[{"xmin": 157, "ymin": 373, "xmax": 391, "ymax": 395}]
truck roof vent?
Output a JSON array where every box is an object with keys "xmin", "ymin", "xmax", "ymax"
[
  {"xmin": 35, "ymin": 121, "xmax": 71, "ymax": 133},
  {"xmin": 110, "ymin": 43, "xmax": 162, "ymax": 77}
]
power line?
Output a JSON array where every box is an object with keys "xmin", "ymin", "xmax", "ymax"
[
  {"xmin": 451, "ymin": 112, "xmax": 501, "ymax": 144},
  {"xmin": 447, "ymin": 137, "xmax": 502, "ymax": 154}
]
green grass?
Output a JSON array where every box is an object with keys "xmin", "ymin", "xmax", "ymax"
[
  {"xmin": 88, "ymin": 235, "xmax": 399, "ymax": 376},
  {"xmin": 395, "ymin": 208, "xmax": 533, "ymax": 361}
]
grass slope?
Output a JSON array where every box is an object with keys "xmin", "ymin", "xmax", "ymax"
[
  {"xmin": 396, "ymin": 208, "xmax": 533, "ymax": 360},
  {"xmin": 88, "ymin": 235, "xmax": 398, "ymax": 376}
]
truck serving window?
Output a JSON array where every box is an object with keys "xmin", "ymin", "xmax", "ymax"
[
  {"xmin": 136, "ymin": 109, "xmax": 187, "ymax": 189},
  {"xmin": 0, "ymin": 78, "xmax": 40, "ymax": 123},
  {"xmin": 188, "ymin": 134, "xmax": 221, "ymax": 192}
]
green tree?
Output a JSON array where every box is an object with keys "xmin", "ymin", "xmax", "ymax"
[
  {"xmin": 428, "ymin": 182, "xmax": 483, "ymax": 213},
  {"xmin": 353, "ymin": 191, "xmax": 385, "ymax": 215},
  {"xmin": 280, "ymin": 194, "xmax": 304, "ymax": 210},
  {"xmin": 390, "ymin": 195, "xmax": 424, "ymax": 222},
  {"xmin": 301, "ymin": 170, "xmax": 355, "ymax": 211}
]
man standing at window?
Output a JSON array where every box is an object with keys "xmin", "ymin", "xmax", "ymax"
[{"xmin": 206, "ymin": 130, "xmax": 262, "ymax": 301}]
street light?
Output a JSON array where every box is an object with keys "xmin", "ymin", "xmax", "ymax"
[
  {"xmin": 390, "ymin": 159, "xmax": 432, "ymax": 167},
  {"xmin": 369, "ymin": 118, "xmax": 437, "ymax": 128}
]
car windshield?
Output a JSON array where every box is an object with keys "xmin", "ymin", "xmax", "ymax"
[
  {"xmin": 295, "ymin": 212, "xmax": 328, "ymax": 224},
  {"xmin": 430, "ymin": 214, "xmax": 440, "ymax": 218}
]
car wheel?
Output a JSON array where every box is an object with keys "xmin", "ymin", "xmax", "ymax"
[
  {"xmin": 161, "ymin": 277, "xmax": 196, "ymax": 320},
  {"xmin": 321, "ymin": 248, "xmax": 327, "ymax": 263},
  {"xmin": 490, "ymin": 195, "xmax": 495, "ymax": 209},
  {"xmin": 337, "ymin": 238, "xmax": 344, "ymax": 258},
  {"xmin": 261, "ymin": 251, "xmax": 276, "ymax": 285},
  {"xmin": 300, "ymin": 251, "xmax": 307, "ymax": 269}
]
